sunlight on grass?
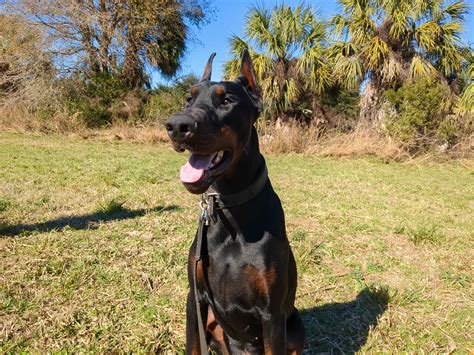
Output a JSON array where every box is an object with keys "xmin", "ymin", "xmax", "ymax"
[{"xmin": 95, "ymin": 197, "xmax": 126, "ymax": 215}]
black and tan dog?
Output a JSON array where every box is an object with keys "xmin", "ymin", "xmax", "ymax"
[{"xmin": 166, "ymin": 50, "xmax": 304, "ymax": 354}]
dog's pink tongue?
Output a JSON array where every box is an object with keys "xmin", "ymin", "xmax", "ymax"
[{"xmin": 180, "ymin": 153, "xmax": 214, "ymax": 183}]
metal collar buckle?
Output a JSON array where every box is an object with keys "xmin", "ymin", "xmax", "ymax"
[{"xmin": 199, "ymin": 192, "xmax": 218, "ymax": 225}]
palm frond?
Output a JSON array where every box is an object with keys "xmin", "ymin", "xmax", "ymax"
[
  {"xmin": 456, "ymin": 64, "xmax": 473, "ymax": 115},
  {"xmin": 331, "ymin": 14, "xmax": 350, "ymax": 36},
  {"xmin": 223, "ymin": 58, "xmax": 240, "ymax": 80},
  {"xmin": 285, "ymin": 78, "xmax": 300, "ymax": 105},
  {"xmin": 437, "ymin": 44, "xmax": 463, "ymax": 77},
  {"xmin": 380, "ymin": 51, "xmax": 403, "ymax": 82},
  {"xmin": 251, "ymin": 52, "xmax": 273, "ymax": 81},
  {"xmin": 245, "ymin": 5, "xmax": 274, "ymax": 54},
  {"xmin": 415, "ymin": 21, "xmax": 441, "ymax": 51},
  {"xmin": 228, "ymin": 35, "xmax": 249, "ymax": 57},
  {"xmin": 335, "ymin": 55, "xmax": 365, "ymax": 89},
  {"xmin": 409, "ymin": 54, "xmax": 437, "ymax": 80},
  {"xmin": 327, "ymin": 41, "xmax": 358, "ymax": 58},
  {"xmin": 442, "ymin": 1, "xmax": 468, "ymax": 20},
  {"xmin": 361, "ymin": 36, "xmax": 389, "ymax": 69}
]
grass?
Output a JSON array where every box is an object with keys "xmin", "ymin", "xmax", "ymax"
[
  {"xmin": 395, "ymin": 223, "xmax": 445, "ymax": 246},
  {"xmin": 0, "ymin": 132, "xmax": 473, "ymax": 352}
]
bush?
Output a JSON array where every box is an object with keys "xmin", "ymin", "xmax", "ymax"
[
  {"xmin": 384, "ymin": 79, "xmax": 465, "ymax": 151},
  {"xmin": 62, "ymin": 72, "xmax": 130, "ymax": 127},
  {"xmin": 144, "ymin": 75, "xmax": 198, "ymax": 124},
  {"xmin": 319, "ymin": 87, "xmax": 360, "ymax": 131},
  {"xmin": 321, "ymin": 88, "xmax": 360, "ymax": 119}
]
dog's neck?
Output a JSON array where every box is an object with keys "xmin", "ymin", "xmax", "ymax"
[{"xmin": 212, "ymin": 126, "xmax": 264, "ymax": 195}]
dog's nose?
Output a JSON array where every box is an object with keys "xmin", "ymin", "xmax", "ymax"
[{"xmin": 165, "ymin": 114, "xmax": 196, "ymax": 141}]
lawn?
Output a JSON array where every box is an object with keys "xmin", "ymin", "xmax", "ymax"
[{"xmin": 0, "ymin": 132, "xmax": 473, "ymax": 353}]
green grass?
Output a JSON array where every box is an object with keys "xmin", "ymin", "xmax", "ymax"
[{"xmin": 0, "ymin": 132, "xmax": 473, "ymax": 352}]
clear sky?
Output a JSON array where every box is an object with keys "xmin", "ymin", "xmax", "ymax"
[{"xmin": 152, "ymin": 0, "xmax": 474, "ymax": 85}]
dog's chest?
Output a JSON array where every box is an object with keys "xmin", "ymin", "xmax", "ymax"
[
  {"xmin": 199, "ymin": 238, "xmax": 274, "ymax": 340},
  {"xmin": 202, "ymin": 231, "xmax": 279, "ymax": 311}
]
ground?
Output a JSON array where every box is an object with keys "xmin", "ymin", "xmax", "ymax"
[{"xmin": 0, "ymin": 132, "xmax": 473, "ymax": 353}]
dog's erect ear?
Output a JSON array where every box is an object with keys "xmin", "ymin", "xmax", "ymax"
[
  {"xmin": 237, "ymin": 49, "xmax": 262, "ymax": 113},
  {"xmin": 200, "ymin": 52, "xmax": 216, "ymax": 82}
]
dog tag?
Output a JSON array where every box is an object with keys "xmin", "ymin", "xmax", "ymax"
[{"xmin": 203, "ymin": 208, "xmax": 210, "ymax": 225}]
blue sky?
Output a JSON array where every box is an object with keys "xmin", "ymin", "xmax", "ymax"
[{"xmin": 153, "ymin": 0, "xmax": 474, "ymax": 85}]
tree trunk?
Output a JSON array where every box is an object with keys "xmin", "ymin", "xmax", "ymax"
[
  {"xmin": 122, "ymin": 36, "xmax": 144, "ymax": 89},
  {"xmin": 97, "ymin": 0, "xmax": 112, "ymax": 73},
  {"xmin": 359, "ymin": 76, "xmax": 386, "ymax": 129},
  {"xmin": 78, "ymin": 22, "xmax": 100, "ymax": 72}
]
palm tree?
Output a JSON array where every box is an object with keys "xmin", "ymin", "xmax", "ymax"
[
  {"xmin": 456, "ymin": 49, "xmax": 473, "ymax": 115},
  {"xmin": 329, "ymin": 0, "xmax": 468, "ymax": 126},
  {"xmin": 225, "ymin": 4, "xmax": 332, "ymax": 121}
]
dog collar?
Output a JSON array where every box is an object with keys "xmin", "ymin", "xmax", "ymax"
[
  {"xmin": 207, "ymin": 163, "xmax": 268, "ymax": 208},
  {"xmin": 198, "ymin": 162, "xmax": 268, "ymax": 226}
]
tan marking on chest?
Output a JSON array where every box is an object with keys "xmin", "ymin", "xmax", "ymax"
[
  {"xmin": 190, "ymin": 254, "xmax": 205, "ymax": 283},
  {"xmin": 206, "ymin": 306, "xmax": 230, "ymax": 354},
  {"xmin": 242, "ymin": 264, "xmax": 276, "ymax": 298}
]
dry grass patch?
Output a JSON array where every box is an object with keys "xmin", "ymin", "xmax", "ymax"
[
  {"xmin": 95, "ymin": 123, "xmax": 169, "ymax": 143},
  {"xmin": 0, "ymin": 107, "xmax": 87, "ymax": 134},
  {"xmin": 257, "ymin": 122, "xmax": 406, "ymax": 159},
  {"xmin": 258, "ymin": 121, "xmax": 325, "ymax": 154},
  {"xmin": 311, "ymin": 128, "xmax": 408, "ymax": 160}
]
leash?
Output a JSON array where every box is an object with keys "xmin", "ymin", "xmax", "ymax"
[
  {"xmin": 194, "ymin": 195, "xmax": 210, "ymax": 354},
  {"xmin": 192, "ymin": 162, "xmax": 269, "ymax": 353}
]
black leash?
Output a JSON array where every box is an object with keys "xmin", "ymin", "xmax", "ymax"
[
  {"xmin": 194, "ymin": 204, "xmax": 209, "ymax": 354},
  {"xmin": 192, "ymin": 163, "xmax": 269, "ymax": 353}
]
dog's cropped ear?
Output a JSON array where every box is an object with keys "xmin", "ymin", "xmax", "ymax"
[
  {"xmin": 237, "ymin": 49, "xmax": 262, "ymax": 114},
  {"xmin": 200, "ymin": 52, "xmax": 216, "ymax": 82}
]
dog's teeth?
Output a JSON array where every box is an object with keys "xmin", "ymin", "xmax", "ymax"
[
  {"xmin": 211, "ymin": 155, "xmax": 220, "ymax": 167},
  {"xmin": 210, "ymin": 151, "xmax": 225, "ymax": 168}
]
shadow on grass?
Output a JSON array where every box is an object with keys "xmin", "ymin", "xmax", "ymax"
[
  {"xmin": 302, "ymin": 285, "xmax": 389, "ymax": 353},
  {"xmin": 0, "ymin": 205, "xmax": 180, "ymax": 237}
]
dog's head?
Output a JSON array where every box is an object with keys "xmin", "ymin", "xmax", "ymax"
[{"xmin": 166, "ymin": 49, "xmax": 262, "ymax": 194}]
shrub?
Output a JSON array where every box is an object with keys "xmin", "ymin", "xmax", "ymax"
[
  {"xmin": 144, "ymin": 74, "xmax": 198, "ymax": 124},
  {"xmin": 321, "ymin": 88, "xmax": 360, "ymax": 119},
  {"xmin": 384, "ymin": 79, "xmax": 464, "ymax": 151},
  {"xmin": 62, "ymin": 72, "xmax": 130, "ymax": 127},
  {"xmin": 319, "ymin": 88, "xmax": 360, "ymax": 131}
]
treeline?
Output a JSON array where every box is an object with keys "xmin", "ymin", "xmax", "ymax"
[
  {"xmin": 225, "ymin": 2, "xmax": 473, "ymax": 152},
  {"xmin": 0, "ymin": 0, "xmax": 209, "ymax": 126},
  {"xmin": 0, "ymin": 0, "xmax": 472, "ymax": 153}
]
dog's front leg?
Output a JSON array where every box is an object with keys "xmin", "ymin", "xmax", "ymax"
[
  {"xmin": 185, "ymin": 291, "xmax": 208, "ymax": 354},
  {"xmin": 262, "ymin": 313, "xmax": 286, "ymax": 355}
]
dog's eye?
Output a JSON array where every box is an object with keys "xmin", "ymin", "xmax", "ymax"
[{"xmin": 222, "ymin": 97, "xmax": 232, "ymax": 106}]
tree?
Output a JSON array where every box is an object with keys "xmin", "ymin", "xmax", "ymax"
[
  {"xmin": 224, "ymin": 4, "xmax": 332, "ymax": 121},
  {"xmin": 116, "ymin": 0, "xmax": 189, "ymax": 88},
  {"xmin": 329, "ymin": 0, "xmax": 469, "ymax": 126},
  {"xmin": 0, "ymin": 14, "xmax": 56, "ymax": 111},
  {"xmin": 5, "ymin": 0, "xmax": 212, "ymax": 89},
  {"xmin": 456, "ymin": 48, "xmax": 473, "ymax": 115}
]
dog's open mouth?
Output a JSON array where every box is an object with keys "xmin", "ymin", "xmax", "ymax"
[{"xmin": 180, "ymin": 150, "xmax": 232, "ymax": 184}]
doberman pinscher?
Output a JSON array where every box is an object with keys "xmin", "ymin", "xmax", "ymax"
[{"xmin": 166, "ymin": 49, "xmax": 305, "ymax": 354}]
